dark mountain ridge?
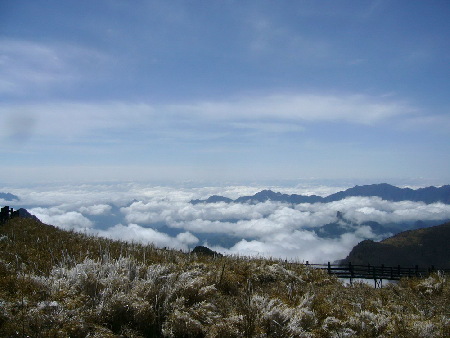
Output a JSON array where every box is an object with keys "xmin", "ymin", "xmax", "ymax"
[
  {"xmin": 341, "ymin": 221, "xmax": 450, "ymax": 268},
  {"xmin": 191, "ymin": 183, "xmax": 450, "ymax": 205}
]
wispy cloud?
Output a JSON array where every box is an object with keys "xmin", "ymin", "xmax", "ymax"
[
  {"xmin": 0, "ymin": 93, "xmax": 418, "ymax": 145},
  {"xmin": 0, "ymin": 39, "xmax": 110, "ymax": 96},
  {"xmin": 172, "ymin": 94, "xmax": 415, "ymax": 124}
]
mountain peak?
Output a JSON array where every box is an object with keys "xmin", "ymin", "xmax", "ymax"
[{"xmin": 191, "ymin": 184, "xmax": 450, "ymax": 205}]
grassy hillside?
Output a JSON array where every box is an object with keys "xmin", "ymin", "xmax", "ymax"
[
  {"xmin": 1, "ymin": 218, "xmax": 449, "ymax": 337},
  {"xmin": 343, "ymin": 222, "xmax": 450, "ymax": 268}
]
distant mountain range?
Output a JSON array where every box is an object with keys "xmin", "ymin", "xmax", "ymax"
[
  {"xmin": 0, "ymin": 192, "xmax": 19, "ymax": 201},
  {"xmin": 191, "ymin": 183, "xmax": 450, "ymax": 205},
  {"xmin": 341, "ymin": 221, "xmax": 450, "ymax": 269}
]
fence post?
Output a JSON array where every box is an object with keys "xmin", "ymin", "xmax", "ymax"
[
  {"xmin": 327, "ymin": 262, "xmax": 331, "ymax": 274},
  {"xmin": 1, "ymin": 206, "xmax": 11, "ymax": 224},
  {"xmin": 415, "ymin": 265, "xmax": 419, "ymax": 277},
  {"xmin": 349, "ymin": 262, "xmax": 354, "ymax": 284}
]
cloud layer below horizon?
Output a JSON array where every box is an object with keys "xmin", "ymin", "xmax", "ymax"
[{"xmin": 4, "ymin": 183, "xmax": 450, "ymax": 263}]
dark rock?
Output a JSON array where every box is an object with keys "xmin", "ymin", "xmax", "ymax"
[{"xmin": 192, "ymin": 245, "xmax": 222, "ymax": 257}]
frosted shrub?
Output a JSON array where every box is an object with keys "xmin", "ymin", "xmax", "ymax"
[
  {"xmin": 98, "ymin": 291, "xmax": 135, "ymax": 333},
  {"xmin": 161, "ymin": 297, "xmax": 212, "ymax": 337},
  {"xmin": 24, "ymin": 299, "xmax": 91, "ymax": 337},
  {"xmin": 198, "ymin": 284, "xmax": 216, "ymax": 297},
  {"xmin": 50, "ymin": 257, "xmax": 146, "ymax": 297},
  {"xmin": 146, "ymin": 263, "xmax": 176, "ymax": 281},
  {"xmin": 417, "ymin": 272, "xmax": 446, "ymax": 295},
  {"xmin": 266, "ymin": 300, "xmax": 307, "ymax": 336},
  {"xmin": 348, "ymin": 310, "xmax": 389, "ymax": 336},
  {"xmin": 268, "ymin": 263, "xmax": 304, "ymax": 282},
  {"xmin": 27, "ymin": 301, "xmax": 63, "ymax": 332},
  {"xmin": 206, "ymin": 315, "xmax": 243, "ymax": 337},
  {"xmin": 412, "ymin": 320, "xmax": 438, "ymax": 338},
  {"xmin": 0, "ymin": 301, "xmax": 8, "ymax": 330},
  {"xmin": 291, "ymin": 307, "xmax": 317, "ymax": 334},
  {"xmin": 321, "ymin": 316, "xmax": 358, "ymax": 337},
  {"xmin": 238, "ymin": 293, "xmax": 316, "ymax": 337},
  {"xmin": 162, "ymin": 308, "xmax": 205, "ymax": 337},
  {"xmin": 252, "ymin": 262, "xmax": 304, "ymax": 285},
  {"xmin": 168, "ymin": 267, "xmax": 216, "ymax": 308},
  {"xmin": 322, "ymin": 316, "xmax": 342, "ymax": 331}
]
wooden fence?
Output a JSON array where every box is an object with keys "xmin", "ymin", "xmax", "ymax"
[{"xmin": 305, "ymin": 261, "xmax": 450, "ymax": 287}]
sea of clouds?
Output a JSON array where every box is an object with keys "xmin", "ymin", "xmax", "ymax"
[{"xmin": 2, "ymin": 182, "xmax": 450, "ymax": 263}]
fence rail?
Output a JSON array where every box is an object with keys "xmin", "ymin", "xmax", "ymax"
[{"xmin": 305, "ymin": 261, "xmax": 450, "ymax": 287}]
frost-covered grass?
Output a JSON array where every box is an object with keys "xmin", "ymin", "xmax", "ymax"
[{"xmin": 1, "ymin": 218, "xmax": 449, "ymax": 337}]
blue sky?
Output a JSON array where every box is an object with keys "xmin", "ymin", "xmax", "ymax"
[{"xmin": 1, "ymin": 0, "xmax": 449, "ymax": 184}]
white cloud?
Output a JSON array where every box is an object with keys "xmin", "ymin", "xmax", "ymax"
[
  {"xmin": 212, "ymin": 230, "xmax": 368, "ymax": 263},
  {"xmin": 30, "ymin": 207, "xmax": 93, "ymax": 230},
  {"xmin": 91, "ymin": 223, "xmax": 198, "ymax": 251},
  {"xmin": 176, "ymin": 232, "xmax": 199, "ymax": 246},
  {"xmin": 12, "ymin": 183, "xmax": 450, "ymax": 263},
  {"xmin": 335, "ymin": 197, "xmax": 450, "ymax": 224},
  {"xmin": 122, "ymin": 200, "xmax": 280, "ymax": 225},
  {"xmin": 79, "ymin": 204, "xmax": 112, "ymax": 216},
  {"xmin": 5, "ymin": 183, "xmax": 179, "ymax": 207}
]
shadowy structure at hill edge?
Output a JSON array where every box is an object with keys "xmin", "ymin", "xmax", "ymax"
[{"xmin": 0, "ymin": 206, "xmax": 39, "ymax": 224}]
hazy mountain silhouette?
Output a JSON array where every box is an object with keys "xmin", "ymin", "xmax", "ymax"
[
  {"xmin": 191, "ymin": 195, "xmax": 233, "ymax": 204},
  {"xmin": 324, "ymin": 183, "xmax": 450, "ymax": 204},
  {"xmin": 234, "ymin": 190, "xmax": 323, "ymax": 204},
  {"xmin": 0, "ymin": 192, "xmax": 19, "ymax": 201},
  {"xmin": 191, "ymin": 183, "xmax": 450, "ymax": 205}
]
